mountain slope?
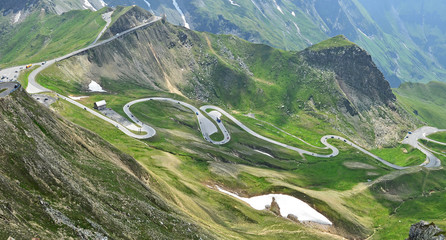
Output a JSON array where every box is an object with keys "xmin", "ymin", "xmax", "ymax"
[
  {"xmin": 0, "ymin": 0, "xmax": 106, "ymax": 14},
  {"xmin": 99, "ymin": 0, "xmax": 446, "ymax": 86},
  {"xmin": 36, "ymin": 14, "xmax": 418, "ymax": 148},
  {"xmin": 394, "ymin": 81, "xmax": 446, "ymax": 129},
  {"xmin": 0, "ymin": 88, "xmax": 211, "ymax": 239},
  {"xmin": 0, "ymin": 7, "xmax": 110, "ymax": 68}
]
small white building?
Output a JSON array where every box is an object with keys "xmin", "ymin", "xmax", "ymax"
[{"xmin": 94, "ymin": 100, "xmax": 107, "ymax": 110}]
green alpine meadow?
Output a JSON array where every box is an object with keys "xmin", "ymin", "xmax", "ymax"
[{"xmin": 1, "ymin": 0, "xmax": 445, "ymax": 239}]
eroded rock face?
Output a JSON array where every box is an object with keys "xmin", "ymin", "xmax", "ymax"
[
  {"xmin": 303, "ymin": 44, "xmax": 396, "ymax": 112},
  {"xmin": 267, "ymin": 197, "xmax": 281, "ymax": 216},
  {"xmin": 407, "ymin": 221, "xmax": 445, "ymax": 240}
]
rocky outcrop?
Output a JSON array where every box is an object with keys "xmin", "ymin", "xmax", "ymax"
[
  {"xmin": 302, "ymin": 37, "xmax": 396, "ymax": 112},
  {"xmin": 407, "ymin": 221, "xmax": 445, "ymax": 240},
  {"xmin": 267, "ymin": 197, "xmax": 281, "ymax": 216}
]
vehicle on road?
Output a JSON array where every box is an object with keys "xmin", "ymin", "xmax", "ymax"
[
  {"xmin": 26, "ymin": 64, "xmax": 32, "ymax": 69},
  {"xmin": 408, "ymin": 132, "xmax": 412, "ymax": 134}
]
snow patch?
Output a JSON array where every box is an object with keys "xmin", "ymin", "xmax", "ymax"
[
  {"xmin": 69, "ymin": 96, "xmax": 89, "ymax": 100},
  {"xmin": 254, "ymin": 150, "xmax": 274, "ymax": 158},
  {"xmin": 83, "ymin": 0, "xmax": 97, "ymax": 11},
  {"xmin": 273, "ymin": 0, "xmax": 284, "ymax": 15},
  {"xmin": 402, "ymin": 43, "xmax": 409, "ymax": 50},
  {"xmin": 250, "ymin": 0, "xmax": 267, "ymax": 18},
  {"xmin": 293, "ymin": 22, "xmax": 301, "ymax": 35},
  {"xmin": 291, "ymin": 11, "xmax": 295, "ymax": 17},
  {"xmin": 357, "ymin": 28, "xmax": 370, "ymax": 39},
  {"xmin": 228, "ymin": 0, "xmax": 240, "ymax": 7},
  {"xmin": 216, "ymin": 186, "xmax": 332, "ymax": 225},
  {"xmin": 172, "ymin": 0, "xmax": 190, "ymax": 29},
  {"xmin": 13, "ymin": 11, "xmax": 21, "ymax": 23},
  {"xmin": 99, "ymin": 0, "xmax": 106, "ymax": 7},
  {"xmin": 88, "ymin": 81, "xmax": 106, "ymax": 92},
  {"xmin": 293, "ymin": 22, "xmax": 312, "ymax": 45},
  {"xmin": 143, "ymin": 0, "xmax": 152, "ymax": 10}
]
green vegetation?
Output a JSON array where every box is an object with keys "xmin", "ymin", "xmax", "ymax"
[
  {"xmin": 428, "ymin": 132, "xmax": 446, "ymax": 143},
  {"xmin": 345, "ymin": 168, "xmax": 446, "ymax": 239},
  {"xmin": 27, "ymin": 13, "xmax": 444, "ymax": 239},
  {"xmin": 394, "ymin": 81, "xmax": 446, "ymax": 128},
  {"xmin": 108, "ymin": 6, "xmax": 134, "ymax": 26},
  {"xmin": 0, "ymin": 8, "xmax": 108, "ymax": 68},
  {"xmin": 17, "ymin": 65, "xmax": 38, "ymax": 88},
  {"xmin": 51, "ymin": 95, "xmax": 345, "ymax": 239},
  {"xmin": 0, "ymin": 90, "xmax": 211, "ymax": 239},
  {"xmin": 233, "ymin": 113, "xmax": 333, "ymax": 154},
  {"xmin": 420, "ymin": 140, "xmax": 446, "ymax": 155},
  {"xmin": 0, "ymin": 89, "xmax": 6, "ymax": 94},
  {"xmin": 307, "ymin": 35, "xmax": 355, "ymax": 51},
  {"xmin": 370, "ymin": 144, "xmax": 426, "ymax": 167}
]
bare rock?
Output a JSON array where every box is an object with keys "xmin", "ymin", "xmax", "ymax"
[
  {"xmin": 407, "ymin": 221, "xmax": 445, "ymax": 240},
  {"xmin": 267, "ymin": 197, "xmax": 281, "ymax": 216},
  {"xmin": 287, "ymin": 214, "xmax": 299, "ymax": 222}
]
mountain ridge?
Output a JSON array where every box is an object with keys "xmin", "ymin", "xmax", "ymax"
[{"xmin": 35, "ymin": 13, "xmax": 418, "ymax": 148}]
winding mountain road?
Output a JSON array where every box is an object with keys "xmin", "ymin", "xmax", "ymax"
[
  {"xmin": 5, "ymin": 12, "xmax": 444, "ymax": 171},
  {"xmin": 26, "ymin": 15, "xmax": 162, "ymax": 94},
  {"xmin": 402, "ymin": 127, "xmax": 445, "ymax": 168}
]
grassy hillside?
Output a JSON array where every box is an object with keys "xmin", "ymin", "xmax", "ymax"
[
  {"xmin": 36, "ymin": 19, "xmax": 417, "ymax": 148},
  {"xmin": 0, "ymin": 88, "xmax": 211, "ymax": 239},
  {"xmin": 48, "ymin": 89, "xmax": 397, "ymax": 239},
  {"xmin": 0, "ymin": 8, "xmax": 108, "ymax": 68},
  {"xmin": 345, "ymin": 167, "xmax": 446, "ymax": 239},
  {"xmin": 393, "ymin": 81, "xmax": 446, "ymax": 128}
]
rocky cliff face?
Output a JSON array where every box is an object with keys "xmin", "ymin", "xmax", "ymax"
[
  {"xmin": 303, "ymin": 41, "xmax": 396, "ymax": 112},
  {"xmin": 407, "ymin": 221, "xmax": 445, "ymax": 240},
  {"xmin": 0, "ymin": 88, "xmax": 211, "ymax": 239},
  {"xmin": 300, "ymin": 37, "xmax": 418, "ymax": 146}
]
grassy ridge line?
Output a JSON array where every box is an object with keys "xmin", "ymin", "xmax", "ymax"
[
  {"xmin": 307, "ymin": 35, "xmax": 355, "ymax": 51},
  {"xmin": 393, "ymin": 81, "xmax": 446, "ymax": 128},
  {"xmin": 0, "ymin": 8, "xmax": 108, "ymax": 68}
]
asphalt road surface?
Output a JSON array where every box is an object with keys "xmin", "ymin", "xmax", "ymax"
[
  {"xmin": 25, "ymin": 15, "xmax": 161, "ymax": 94},
  {"xmin": 0, "ymin": 82, "xmax": 20, "ymax": 97},
  {"xmin": 124, "ymin": 98, "xmax": 230, "ymax": 145},
  {"xmin": 402, "ymin": 126, "xmax": 445, "ymax": 168},
  {"xmin": 91, "ymin": 11, "xmax": 114, "ymax": 45}
]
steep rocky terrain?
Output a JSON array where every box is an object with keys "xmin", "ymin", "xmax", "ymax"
[
  {"xmin": 100, "ymin": 6, "xmax": 152, "ymax": 39},
  {"xmin": 0, "ymin": 88, "xmax": 211, "ymax": 239},
  {"xmin": 100, "ymin": 0, "xmax": 446, "ymax": 86},
  {"xmin": 3, "ymin": 0, "xmax": 446, "ymax": 85},
  {"xmin": 38, "ymin": 12, "xmax": 418, "ymax": 148}
]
